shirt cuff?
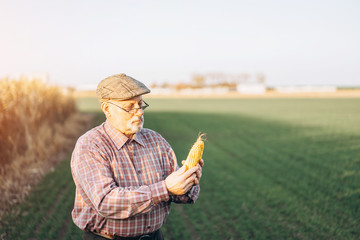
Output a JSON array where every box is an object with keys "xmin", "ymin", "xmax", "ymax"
[
  {"xmin": 187, "ymin": 184, "xmax": 200, "ymax": 203},
  {"xmin": 149, "ymin": 180, "xmax": 170, "ymax": 205}
]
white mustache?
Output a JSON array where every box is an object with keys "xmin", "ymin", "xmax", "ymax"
[
  {"xmin": 126, "ymin": 115, "xmax": 144, "ymax": 134},
  {"xmin": 130, "ymin": 116, "xmax": 144, "ymax": 124}
]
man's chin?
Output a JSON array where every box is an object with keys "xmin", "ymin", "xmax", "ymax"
[
  {"xmin": 134, "ymin": 126, "xmax": 143, "ymax": 133},
  {"xmin": 126, "ymin": 118, "xmax": 144, "ymax": 134},
  {"xmin": 130, "ymin": 123, "xmax": 143, "ymax": 134}
]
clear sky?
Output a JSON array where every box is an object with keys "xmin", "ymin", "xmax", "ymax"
[{"xmin": 1, "ymin": 0, "xmax": 359, "ymax": 88}]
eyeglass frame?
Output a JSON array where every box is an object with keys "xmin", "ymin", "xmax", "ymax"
[{"xmin": 107, "ymin": 100, "xmax": 149, "ymax": 114}]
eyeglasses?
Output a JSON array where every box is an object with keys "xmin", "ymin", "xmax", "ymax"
[{"xmin": 107, "ymin": 100, "xmax": 149, "ymax": 114}]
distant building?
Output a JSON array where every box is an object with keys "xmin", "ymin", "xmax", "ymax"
[
  {"xmin": 150, "ymin": 72, "xmax": 268, "ymax": 95},
  {"xmin": 150, "ymin": 87, "xmax": 231, "ymax": 95},
  {"xmin": 274, "ymin": 85, "xmax": 337, "ymax": 93},
  {"xmin": 237, "ymin": 83, "xmax": 266, "ymax": 94},
  {"xmin": 179, "ymin": 87, "xmax": 230, "ymax": 95}
]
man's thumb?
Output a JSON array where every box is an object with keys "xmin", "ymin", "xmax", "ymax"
[{"xmin": 178, "ymin": 165, "xmax": 187, "ymax": 174}]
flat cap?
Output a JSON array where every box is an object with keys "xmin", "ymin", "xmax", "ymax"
[{"xmin": 96, "ymin": 73, "xmax": 151, "ymax": 101}]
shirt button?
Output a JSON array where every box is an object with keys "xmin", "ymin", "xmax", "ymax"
[
  {"xmin": 147, "ymin": 226, "xmax": 151, "ymax": 229},
  {"xmin": 137, "ymin": 170, "xmax": 141, "ymax": 174}
]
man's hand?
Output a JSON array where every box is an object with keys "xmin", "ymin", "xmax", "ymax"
[
  {"xmin": 165, "ymin": 165, "xmax": 199, "ymax": 195},
  {"xmin": 182, "ymin": 159, "xmax": 204, "ymax": 185}
]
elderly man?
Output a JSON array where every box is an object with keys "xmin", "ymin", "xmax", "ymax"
[{"xmin": 71, "ymin": 73, "xmax": 203, "ymax": 240}]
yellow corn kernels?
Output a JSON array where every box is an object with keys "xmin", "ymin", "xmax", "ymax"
[{"xmin": 184, "ymin": 133, "xmax": 206, "ymax": 170}]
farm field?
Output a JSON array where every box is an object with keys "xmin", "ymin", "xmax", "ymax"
[{"xmin": 1, "ymin": 97, "xmax": 360, "ymax": 240}]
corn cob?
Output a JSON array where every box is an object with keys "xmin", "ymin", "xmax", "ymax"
[{"xmin": 184, "ymin": 133, "xmax": 206, "ymax": 170}]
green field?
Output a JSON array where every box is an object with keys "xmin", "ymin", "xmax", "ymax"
[{"xmin": 1, "ymin": 97, "xmax": 360, "ymax": 240}]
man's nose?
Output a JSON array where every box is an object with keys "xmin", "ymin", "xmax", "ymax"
[{"xmin": 134, "ymin": 108, "xmax": 144, "ymax": 117}]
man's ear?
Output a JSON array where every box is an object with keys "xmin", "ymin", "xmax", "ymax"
[{"xmin": 101, "ymin": 102, "xmax": 110, "ymax": 118}]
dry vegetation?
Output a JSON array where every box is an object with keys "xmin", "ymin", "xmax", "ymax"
[{"xmin": 0, "ymin": 77, "xmax": 92, "ymax": 217}]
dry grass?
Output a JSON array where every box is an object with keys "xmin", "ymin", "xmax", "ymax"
[{"xmin": 0, "ymin": 77, "xmax": 92, "ymax": 217}]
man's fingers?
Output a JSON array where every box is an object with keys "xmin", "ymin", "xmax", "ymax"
[
  {"xmin": 196, "ymin": 169, "xmax": 201, "ymax": 179},
  {"xmin": 199, "ymin": 159, "xmax": 204, "ymax": 167},
  {"xmin": 194, "ymin": 177, "xmax": 199, "ymax": 185},
  {"xmin": 182, "ymin": 165, "xmax": 199, "ymax": 178},
  {"xmin": 184, "ymin": 173, "xmax": 196, "ymax": 185},
  {"xmin": 184, "ymin": 175, "xmax": 196, "ymax": 191},
  {"xmin": 177, "ymin": 165, "xmax": 187, "ymax": 174},
  {"xmin": 184, "ymin": 183, "xmax": 193, "ymax": 193}
]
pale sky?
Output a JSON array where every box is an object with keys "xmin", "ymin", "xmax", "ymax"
[{"xmin": 1, "ymin": 0, "xmax": 359, "ymax": 88}]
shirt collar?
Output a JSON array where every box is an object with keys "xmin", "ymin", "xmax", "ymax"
[
  {"xmin": 133, "ymin": 131, "xmax": 146, "ymax": 147},
  {"xmin": 104, "ymin": 120, "xmax": 145, "ymax": 149}
]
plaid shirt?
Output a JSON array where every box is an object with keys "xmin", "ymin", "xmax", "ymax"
[{"xmin": 71, "ymin": 121, "xmax": 200, "ymax": 237}]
